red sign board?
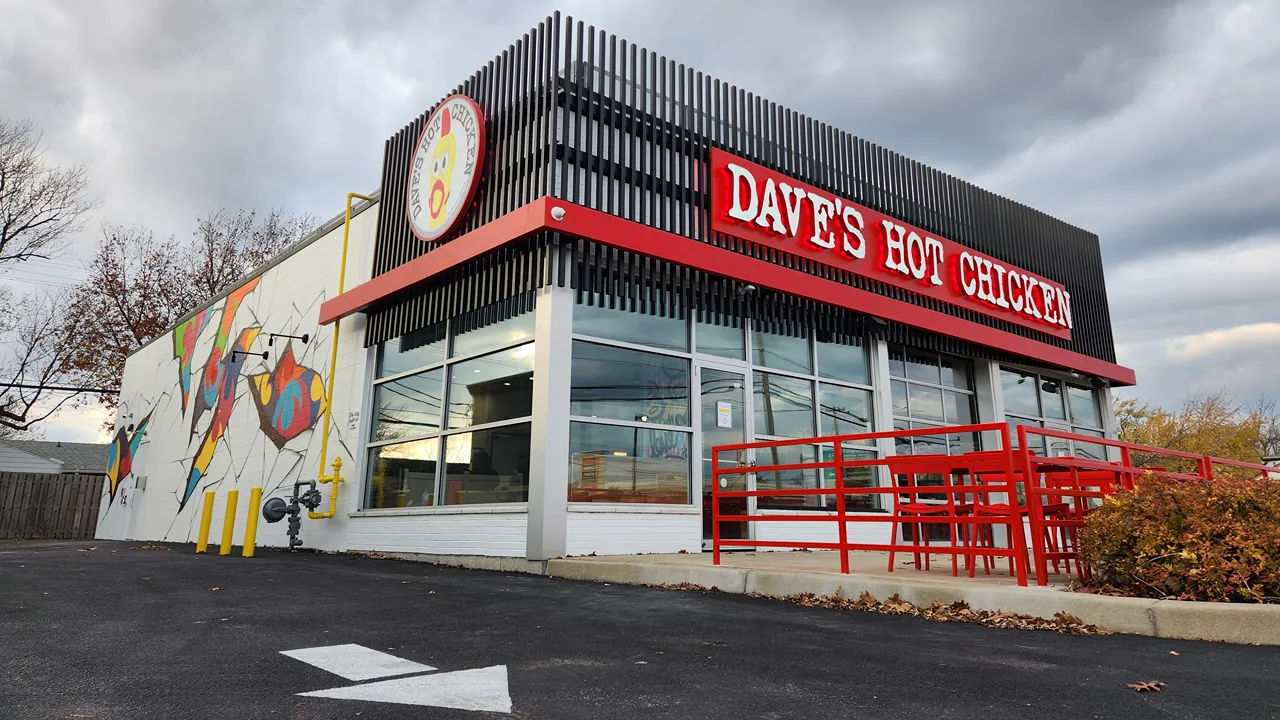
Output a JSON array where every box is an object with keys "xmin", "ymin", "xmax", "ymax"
[{"xmin": 709, "ymin": 149, "xmax": 1073, "ymax": 340}]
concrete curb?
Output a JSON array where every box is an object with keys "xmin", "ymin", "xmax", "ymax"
[{"xmin": 544, "ymin": 558, "xmax": 1280, "ymax": 645}]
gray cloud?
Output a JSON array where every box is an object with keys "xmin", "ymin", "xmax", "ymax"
[{"xmin": 1, "ymin": 0, "xmax": 1276, "ymax": 439}]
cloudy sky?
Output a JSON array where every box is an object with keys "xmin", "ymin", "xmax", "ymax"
[{"xmin": 1, "ymin": 0, "xmax": 1276, "ymax": 441}]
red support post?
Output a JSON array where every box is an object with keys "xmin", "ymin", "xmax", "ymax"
[
  {"xmin": 1001, "ymin": 428, "xmax": 1029, "ymax": 586},
  {"xmin": 833, "ymin": 442, "xmax": 850, "ymax": 575},
  {"xmin": 711, "ymin": 452, "xmax": 721, "ymax": 566},
  {"xmin": 1018, "ymin": 425, "xmax": 1050, "ymax": 586}
]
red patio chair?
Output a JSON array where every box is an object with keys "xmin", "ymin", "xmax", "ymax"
[{"xmin": 887, "ymin": 456, "xmax": 971, "ymax": 577}]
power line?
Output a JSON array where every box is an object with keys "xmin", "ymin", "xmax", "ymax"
[{"xmin": 0, "ymin": 382, "xmax": 119, "ymax": 394}]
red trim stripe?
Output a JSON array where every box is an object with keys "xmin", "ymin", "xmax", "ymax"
[{"xmin": 319, "ymin": 197, "xmax": 1136, "ymax": 386}]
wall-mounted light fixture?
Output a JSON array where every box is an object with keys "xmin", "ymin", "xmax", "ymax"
[
  {"xmin": 229, "ymin": 349, "xmax": 269, "ymax": 364},
  {"xmin": 268, "ymin": 332, "xmax": 309, "ymax": 347}
]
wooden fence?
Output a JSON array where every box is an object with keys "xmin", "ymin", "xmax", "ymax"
[{"xmin": 0, "ymin": 472, "xmax": 104, "ymax": 540}]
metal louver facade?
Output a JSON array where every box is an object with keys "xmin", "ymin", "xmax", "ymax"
[{"xmin": 365, "ymin": 12, "xmax": 1119, "ymax": 371}]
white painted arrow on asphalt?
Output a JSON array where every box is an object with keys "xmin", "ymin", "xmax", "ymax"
[
  {"xmin": 281, "ymin": 643, "xmax": 512, "ymax": 714},
  {"xmin": 299, "ymin": 665, "xmax": 511, "ymax": 713}
]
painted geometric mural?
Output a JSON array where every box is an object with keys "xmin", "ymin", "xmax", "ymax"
[
  {"xmin": 189, "ymin": 277, "xmax": 261, "ymax": 438},
  {"xmin": 249, "ymin": 342, "xmax": 327, "ymax": 450},
  {"xmin": 105, "ymin": 410, "xmax": 152, "ymax": 504},
  {"xmin": 172, "ymin": 308, "xmax": 211, "ymax": 415},
  {"xmin": 181, "ymin": 326, "xmax": 261, "ymax": 510}
]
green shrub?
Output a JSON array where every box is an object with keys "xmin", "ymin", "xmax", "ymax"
[{"xmin": 1077, "ymin": 474, "xmax": 1280, "ymax": 602}]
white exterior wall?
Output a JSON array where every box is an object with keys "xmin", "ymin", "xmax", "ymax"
[
  {"xmin": 566, "ymin": 508, "xmax": 700, "ymax": 556},
  {"xmin": 97, "ymin": 204, "xmax": 383, "ymax": 550}
]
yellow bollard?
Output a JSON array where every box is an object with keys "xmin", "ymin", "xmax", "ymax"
[
  {"xmin": 242, "ymin": 486, "xmax": 262, "ymax": 558},
  {"xmin": 196, "ymin": 491, "xmax": 215, "ymax": 553},
  {"xmin": 218, "ymin": 488, "xmax": 239, "ymax": 556}
]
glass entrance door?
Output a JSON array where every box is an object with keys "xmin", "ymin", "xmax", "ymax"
[{"xmin": 699, "ymin": 365, "xmax": 750, "ymax": 544}]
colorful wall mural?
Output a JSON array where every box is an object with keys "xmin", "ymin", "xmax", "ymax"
[
  {"xmin": 250, "ymin": 342, "xmax": 327, "ymax": 450},
  {"xmin": 95, "ymin": 202, "xmax": 377, "ymax": 546},
  {"xmin": 105, "ymin": 410, "xmax": 152, "ymax": 504}
]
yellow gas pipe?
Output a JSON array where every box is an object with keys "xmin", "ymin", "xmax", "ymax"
[{"xmin": 308, "ymin": 192, "xmax": 373, "ymax": 520}]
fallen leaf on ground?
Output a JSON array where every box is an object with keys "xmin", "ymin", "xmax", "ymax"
[
  {"xmin": 131, "ymin": 545, "xmax": 168, "ymax": 551},
  {"xmin": 209, "ymin": 587, "xmax": 222, "ymax": 592},
  {"xmin": 1169, "ymin": 650, "xmax": 1180, "ymax": 656},
  {"xmin": 78, "ymin": 547, "xmax": 96, "ymax": 552},
  {"xmin": 1127, "ymin": 681, "xmax": 1165, "ymax": 692}
]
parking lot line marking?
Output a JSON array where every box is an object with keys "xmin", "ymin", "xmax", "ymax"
[
  {"xmin": 280, "ymin": 643, "xmax": 436, "ymax": 681},
  {"xmin": 298, "ymin": 665, "xmax": 511, "ymax": 713}
]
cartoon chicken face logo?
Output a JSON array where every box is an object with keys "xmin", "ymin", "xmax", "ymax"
[{"xmin": 407, "ymin": 95, "xmax": 486, "ymax": 242}]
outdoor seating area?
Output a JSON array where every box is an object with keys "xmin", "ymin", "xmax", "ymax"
[{"xmin": 710, "ymin": 423, "xmax": 1280, "ymax": 587}]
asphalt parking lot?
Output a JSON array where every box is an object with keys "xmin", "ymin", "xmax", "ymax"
[{"xmin": 2, "ymin": 540, "xmax": 1278, "ymax": 719}]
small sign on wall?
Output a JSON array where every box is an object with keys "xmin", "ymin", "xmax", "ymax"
[{"xmin": 716, "ymin": 401, "xmax": 733, "ymax": 428}]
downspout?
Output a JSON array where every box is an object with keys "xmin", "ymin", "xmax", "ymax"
[{"xmin": 309, "ymin": 192, "xmax": 375, "ymax": 519}]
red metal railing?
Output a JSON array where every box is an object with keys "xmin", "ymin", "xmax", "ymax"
[
  {"xmin": 711, "ymin": 423, "xmax": 1030, "ymax": 586},
  {"xmin": 711, "ymin": 424, "xmax": 1279, "ymax": 588}
]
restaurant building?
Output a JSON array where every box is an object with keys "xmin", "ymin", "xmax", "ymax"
[{"xmin": 96, "ymin": 13, "xmax": 1135, "ymax": 560}]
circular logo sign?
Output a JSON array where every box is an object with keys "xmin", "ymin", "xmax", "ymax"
[{"xmin": 406, "ymin": 95, "xmax": 486, "ymax": 242}]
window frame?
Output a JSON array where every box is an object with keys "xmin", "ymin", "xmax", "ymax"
[
  {"xmin": 998, "ymin": 365, "xmax": 1106, "ymax": 458},
  {"xmin": 363, "ymin": 317, "xmax": 536, "ymax": 510},
  {"xmin": 887, "ymin": 345, "xmax": 979, "ymax": 456}
]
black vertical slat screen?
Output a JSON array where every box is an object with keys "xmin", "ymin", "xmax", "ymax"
[{"xmin": 367, "ymin": 13, "xmax": 1118, "ymax": 367}]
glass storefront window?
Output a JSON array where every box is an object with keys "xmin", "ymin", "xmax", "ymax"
[
  {"xmin": 1000, "ymin": 369, "xmax": 1041, "ymax": 417},
  {"xmin": 574, "ymin": 299, "xmax": 688, "ymax": 351},
  {"xmin": 1068, "ymin": 385, "xmax": 1102, "ymax": 428},
  {"xmin": 441, "ymin": 423, "xmax": 531, "ymax": 505},
  {"xmin": 569, "ymin": 341, "xmax": 690, "ymax": 426},
  {"xmin": 756, "ymin": 444, "xmax": 820, "ymax": 509},
  {"xmin": 372, "ymin": 368, "xmax": 444, "ymax": 441},
  {"xmin": 452, "ymin": 313, "xmax": 535, "ymax": 358},
  {"xmin": 567, "ymin": 422, "xmax": 691, "ymax": 504},
  {"xmin": 1002, "ymin": 367, "xmax": 1108, "ymax": 459},
  {"xmin": 889, "ymin": 344, "xmax": 978, "ymax": 457},
  {"xmin": 366, "ymin": 437, "xmax": 440, "ymax": 508},
  {"xmin": 379, "ymin": 325, "xmax": 447, "ymax": 378},
  {"xmin": 754, "ymin": 372, "xmax": 814, "ymax": 438},
  {"xmin": 696, "ymin": 320, "xmax": 745, "ymax": 360},
  {"xmin": 1040, "ymin": 377, "xmax": 1067, "ymax": 420},
  {"xmin": 751, "ymin": 328, "xmax": 811, "ymax": 374},
  {"xmin": 816, "ymin": 334, "xmax": 869, "ymax": 385},
  {"xmin": 907, "ymin": 384, "xmax": 945, "ymax": 423},
  {"xmin": 819, "ymin": 383, "xmax": 872, "ymax": 438},
  {"xmin": 447, "ymin": 344, "xmax": 535, "ymax": 429}
]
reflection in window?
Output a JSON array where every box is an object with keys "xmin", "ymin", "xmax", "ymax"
[
  {"xmin": 757, "ymin": 444, "xmax": 819, "ymax": 509},
  {"xmin": 751, "ymin": 328, "xmax": 811, "ymax": 374},
  {"xmin": 441, "ymin": 423, "xmax": 531, "ymax": 505},
  {"xmin": 574, "ymin": 299, "xmax": 688, "ymax": 351},
  {"xmin": 568, "ymin": 422, "xmax": 691, "ymax": 504},
  {"xmin": 569, "ymin": 342, "xmax": 690, "ymax": 426},
  {"xmin": 366, "ymin": 438, "xmax": 440, "ymax": 508},
  {"xmin": 372, "ymin": 368, "xmax": 443, "ymax": 441},
  {"xmin": 816, "ymin": 334, "xmax": 869, "ymax": 385},
  {"xmin": 754, "ymin": 372, "xmax": 814, "ymax": 438},
  {"xmin": 907, "ymin": 384, "xmax": 945, "ymax": 423},
  {"xmin": 1041, "ymin": 377, "xmax": 1067, "ymax": 420},
  {"xmin": 447, "ymin": 344, "xmax": 535, "ymax": 429},
  {"xmin": 379, "ymin": 324, "xmax": 447, "ymax": 378},
  {"xmin": 819, "ymin": 383, "xmax": 872, "ymax": 438},
  {"xmin": 452, "ymin": 313, "xmax": 535, "ymax": 358},
  {"xmin": 1000, "ymin": 369, "xmax": 1041, "ymax": 417},
  {"xmin": 1068, "ymin": 385, "xmax": 1102, "ymax": 428},
  {"xmin": 695, "ymin": 320, "xmax": 744, "ymax": 360}
]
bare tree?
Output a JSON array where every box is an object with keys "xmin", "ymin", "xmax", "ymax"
[
  {"xmin": 188, "ymin": 207, "xmax": 316, "ymax": 299},
  {"xmin": 60, "ymin": 209, "xmax": 314, "ymax": 418},
  {"xmin": 61, "ymin": 223, "xmax": 196, "ymax": 412},
  {"xmin": 0, "ymin": 288, "xmax": 79, "ymax": 433},
  {"xmin": 0, "ymin": 118, "xmax": 96, "ymax": 265}
]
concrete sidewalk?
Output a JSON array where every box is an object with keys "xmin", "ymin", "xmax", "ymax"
[{"xmin": 535, "ymin": 550, "xmax": 1280, "ymax": 646}]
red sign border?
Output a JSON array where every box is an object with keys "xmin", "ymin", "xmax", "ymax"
[{"xmin": 405, "ymin": 94, "xmax": 488, "ymax": 244}]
